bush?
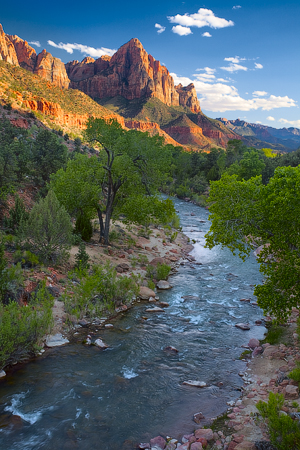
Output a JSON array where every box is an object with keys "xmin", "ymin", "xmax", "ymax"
[
  {"xmin": 4, "ymin": 195, "xmax": 29, "ymax": 233},
  {"xmin": 74, "ymin": 214, "xmax": 93, "ymax": 242},
  {"xmin": 13, "ymin": 250, "xmax": 39, "ymax": 268},
  {"xmin": 22, "ymin": 190, "xmax": 73, "ymax": 264},
  {"xmin": 63, "ymin": 263, "xmax": 139, "ymax": 318},
  {"xmin": 256, "ymin": 392, "xmax": 300, "ymax": 449},
  {"xmin": 156, "ymin": 263, "xmax": 171, "ymax": 281},
  {"xmin": 75, "ymin": 242, "xmax": 90, "ymax": 271},
  {"xmin": 0, "ymin": 283, "xmax": 53, "ymax": 369}
]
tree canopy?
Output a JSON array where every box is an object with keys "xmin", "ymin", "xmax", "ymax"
[
  {"xmin": 205, "ymin": 166, "xmax": 300, "ymax": 321},
  {"xmin": 51, "ymin": 118, "xmax": 176, "ymax": 244}
]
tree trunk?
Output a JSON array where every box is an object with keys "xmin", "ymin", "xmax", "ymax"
[{"xmin": 97, "ymin": 208, "xmax": 105, "ymax": 243}]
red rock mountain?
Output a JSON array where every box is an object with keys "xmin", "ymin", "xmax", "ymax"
[{"xmin": 66, "ymin": 38, "xmax": 200, "ymax": 112}]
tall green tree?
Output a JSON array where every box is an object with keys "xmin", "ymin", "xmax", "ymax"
[
  {"xmin": 52, "ymin": 118, "xmax": 174, "ymax": 244},
  {"xmin": 205, "ymin": 166, "xmax": 300, "ymax": 321}
]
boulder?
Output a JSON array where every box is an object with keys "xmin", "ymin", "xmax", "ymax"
[
  {"xmin": 165, "ymin": 444, "xmax": 176, "ymax": 450},
  {"xmin": 194, "ymin": 428, "xmax": 214, "ymax": 441},
  {"xmin": 149, "ymin": 257, "xmax": 167, "ymax": 267},
  {"xmin": 182, "ymin": 380, "xmax": 207, "ymax": 388},
  {"xmin": 164, "ymin": 346, "xmax": 178, "ymax": 353},
  {"xmin": 248, "ymin": 338, "xmax": 260, "ymax": 349},
  {"xmin": 156, "ymin": 280, "xmax": 172, "ymax": 290},
  {"xmin": 176, "ymin": 444, "xmax": 190, "ymax": 450},
  {"xmin": 150, "ymin": 436, "xmax": 166, "ymax": 449},
  {"xmin": 0, "ymin": 370, "xmax": 6, "ymax": 378},
  {"xmin": 252, "ymin": 346, "xmax": 263, "ymax": 357},
  {"xmin": 94, "ymin": 338, "xmax": 108, "ymax": 349},
  {"xmin": 139, "ymin": 286, "xmax": 156, "ymax": 300},
  {"xmin": 262, "ymin": 345, "xmax": 278, "ymax": 357},
  {"xmin": 45, "ymin": 333, "xmax": 69, "ymax": 347},
  {"xmin": 284, "ymin": 385, "xmax": 299, "ymax": 399},
  {"xmin": 116, "ymin": 263, "xmax": 130, "ymax": 273},
  {"xmin": 190, "ymin": 443, "xmax": 203, "ymax": 450},
  {"xmin": 193, "ymin": 412, "xmax": 205, "ymax": 424}
]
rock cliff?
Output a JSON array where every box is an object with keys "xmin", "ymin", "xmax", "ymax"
[
  {"xmin": 66, "ymin": 38, "xmax": 200, "ymax": 113},
  {"xmin": 0, "ymin": 24, "xmax": 69, "ymax": 89}
]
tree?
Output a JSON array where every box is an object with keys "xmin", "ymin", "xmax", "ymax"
[
  {"xmin": 205, "ymin": 166, "xmax": 300, "ymax": 321},
  {"xmin": 52, "ymin": 118, "xmax": 174, "ymax": 244},
  {"xmin": 226, "ymin": 150, "xmax": 266, "ymax": 180},
  {"xmin": 32, "ymin": 129, "xmax": 68, "ymax": 186},
  {"xmin": 22, "ymin": 190, "xmax": 73, "ymax": 264}
]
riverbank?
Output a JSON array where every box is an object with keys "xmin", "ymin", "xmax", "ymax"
[{"xmin": 144, "ymin": 310, "xmax": 300, "ymax": 450}]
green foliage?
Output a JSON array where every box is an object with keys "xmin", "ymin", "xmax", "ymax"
[
  {"xmin": 63, "ymin": 263, "xmax": 139, "ymax": 318},
  {"xmin": 75, "ymin": 242, "xmax": 90, "ymax": 271},
  {"xmin": 74, "ymin": 214, "xmax": 93, "ymax": 242},
  {"xmin": 0, "ymin": 283, "xmax": 53, "ymax": 369},
  {"xmin": 147, "ymin": 279, "xmax": 156, "ymax": 290},
  {"xmin": 262, "ymin": 322, "xmax": 285, "ymax": 345},
  {"xmin": 205, "ymin": 166, "xmax": 300, "ymax": 321},
  {"xmin": 32, "ymin": 129, "xmax": 68, "ymax": 186},
  {"xmin": 4, "ymin": 195, "xmax": 29, "ymax": 233},
  {"xmin": 156, "ymin": 263, "xmax": 171, "ymax": 281},
  {"xmin": 22, "ymin": 190, "xmax": 73, "ymax": 264},
  {"xmin": 289, "ymin": 366, "xmax": 300, "ymax": 382},
  {"xmin": 13, "ymin": 250, "xmax": 39, "ymax": 268},
  {"xmin": 262, "ymin": 148, "xmax": 277, "ymax": 158},
  {"xmin": 256, "ymin": 392, "xmax": 300, "ymax": 449}
]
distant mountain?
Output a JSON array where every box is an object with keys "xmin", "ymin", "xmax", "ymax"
[
  {"xmin": 1, "ymin": 22, "xmax": 295, "ymax": 152},
  {"xmin": 218, "ymin": 118, "xmax": 300, "ymax": 151}
]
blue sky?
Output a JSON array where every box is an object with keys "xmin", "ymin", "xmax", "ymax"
[{"xmin": 1, "ymin": 0, "xmax": 299, "ymax": 128}]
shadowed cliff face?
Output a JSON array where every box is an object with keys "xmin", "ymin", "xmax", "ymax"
[{"xmin": 66, "ymin": 38, "xmax": 201, "ymax": 113}]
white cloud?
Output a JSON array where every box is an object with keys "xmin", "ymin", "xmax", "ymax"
[
  {"xmin": 224, "ymin": 56, "xmax": 240, "ymax": 63},
  {"xmin": 155, "ymin": 23, "xmax": 166, "ymax": 34},
  {"xmin": 168, "ymin": 8, "xmax": 234, "ymax": 33},
  {"xmin": 255, "ymin": 62, "xmax": 263, "ymax": 69},
  {"xmin": 193, "ymin": 67, "xmax": 216, "ymax": 82},
  {"xmin": 221, "ymin": 63, "xmax": 248, "ymax": 72},
  {"xmin": 170, "ymin": 72, "xmax": 297, "ymax": 113},
  {"xmin": 267, "ymin": 116, "xmax": 275, "ymax": 121},
  {"xmin": 253, "ymin": 91, "xmax": 268, "ymax": 97},
  {"xmin": 47, "ymin": 40, "xmax": 116, "ymax": 58},
  {"xmin": 256, "ymin": 121, "xmax": 262, "ymax": 124},
  {"xmin": 279, "ymin": 118, "xmax": 300, "ymax": 128},
  {"xmin": 233, "ymin": 5, "xmax": 242, "ymax": 9},
  {"xmin": 202, "ymin": 32, "xmax": 212, "ymax": 37},
  {"xmin": 29, "ymin": 41, "xmax": 41, "ymax": 47},
  {"xmin": 172, "ymin": 25, "xmax": 193, "ymax": 36}
]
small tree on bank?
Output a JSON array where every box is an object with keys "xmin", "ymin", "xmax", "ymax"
[{"xmin": 22, "ymin": 190, "xmax": 73, "ymax": 264}]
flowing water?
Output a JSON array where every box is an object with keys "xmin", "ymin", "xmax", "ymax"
[{"xmin": 0, "ymin": 199, "xmax": 265, "ymax": 450}]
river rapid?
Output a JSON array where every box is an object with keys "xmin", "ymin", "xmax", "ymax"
[{"xmin": 0, "ymin": 198, "xmax": 265, "ymax": 450}]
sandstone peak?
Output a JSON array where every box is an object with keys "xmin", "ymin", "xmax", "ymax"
[
  {"xmin": 82, "ymin": 56, "xmax": 95, "ymax": 64},
  {"xmin": 175, "ymin": 83, "xmax": 200, "ymax": 113}
]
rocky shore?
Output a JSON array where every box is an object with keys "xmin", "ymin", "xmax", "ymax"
[{"xmin": 142, "ymin": 309, "xmax": 300, "ymax": 450}]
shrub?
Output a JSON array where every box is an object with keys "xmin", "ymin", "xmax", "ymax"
[
  {"xmin": 63, "ymin": 263, "xmax": 139, "ymax": 318},
  {"xmin": 156, "ymin": 263, "xmax": 171, "ymax": 281},
  {"xmin": 256, "ymin": 392, "xmax": 300, "ymax": 449},
  {"xmin": 4, "ymin": 195, "xmax": 29, "ymax": 233},
  {"xmin": 74, "ymin": 214, "xmax": 93, "ymax": 242},
  {"xmin": 22, "ymin": 190, "xmax": 73, "ymax": 264},
  {"xmin": 0, "ymin": 283, "xmax": 53, "ymax": 369},
  {"xmin": 75, "ymin": 242, "xmax": 90, "ymax": 271}
]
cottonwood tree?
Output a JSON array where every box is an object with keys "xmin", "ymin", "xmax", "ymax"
[
  {"xmin": 52, "ymin": 118, "xmax": 175, "ymax": 244},
  {"xmin": 205, "ymin": 166, "xmax": 300, "ymax": 321}
]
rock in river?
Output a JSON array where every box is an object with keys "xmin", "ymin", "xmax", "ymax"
[
  {"xmin": 139, "ymin": 286, "xmax": 156, "ymax": 300},
  {"xmin": 235, "ymin": 323, "xmax": 251, "ymax": 330},
  {"xmin": 145, "ymin": 307, "xmax": 165, "ymax": 313},
  {"xmin": 182, "ymin": 380, "xmax": 207, "ymax": 388},
  {"xmin": 94, "ymin": 338, "xmax": 108, "ymax": 349}
]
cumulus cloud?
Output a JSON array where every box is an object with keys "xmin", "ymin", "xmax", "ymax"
[
  {"xmin": 255, "ymin": 62, "xmax": 263, "ymax": 69},
  {"xmin": 29, "ymin": 41, "xmax": 41, "ymax": 47},
  {"xmin": 267, "ymin": 116, "xmax": 275, "ymax": 121},
  {"xmin": 221, "ymin": 63, "xmax": 248, "ymax": 72},
  {"xmin": 233, "ymin": 5, "xmax": 242, "ymax": 9},
  {"xmin": 202, "ymin": 32, "xmax": 212, "ymax": 37},
  {"xmin": 47, "ymin": 40, "xmax": 116, "ymax": 58},
  {"xmin": 253, "ymin": 91, "xmax": 268, "ymax": 97},
  {"xmin": 155, "ymin": 23, "xmax": 166, "ymax": 34},
  {"xmin": 193, "ymin": 67, "xmax": 216, "ymax": 82},
  {"xmin": 171, "ymin": 25, "xmax": 193, "ymax": 36},
  {"xmin": 279, "ymin": 118, "xmax": 300, "ymax": 128},
  {"xmin": 168, "ymin": 8, "xmax": 234, "ymax": 35},
  {"xmin": 170, "ymin": 72, "xmax": 297, "ymax": 113}
]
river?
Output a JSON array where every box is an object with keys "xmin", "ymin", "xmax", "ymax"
[{"xmin": 0, "ymin": 198, "xmax": 265, "ymax": 450}]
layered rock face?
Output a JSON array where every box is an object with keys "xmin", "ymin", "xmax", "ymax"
[
  {"xmin": 66, "ymin": 38, "xmax": 200, "ymax": 112},
  {"xmin": 0, "ymin": 24, "xmax": 69, "ymax": 89},
  {"xmin": 0, "ymin": 24, "xmax": 19, "ymax": 65},
  {"xmin": 176, "ymin": 83, "xmax": 201, "ymax": 113}
]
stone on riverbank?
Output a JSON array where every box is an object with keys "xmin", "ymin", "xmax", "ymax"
[
  {"xmin": 45, "ymin": 333, "xmax": 69, "ymax": 347},
  {"xmin": 156, "ymin": 280, "xmax": 172, "ymax": 290},
  {"xmin": 150, "ymin": 435, "xmax": 166, "ymax": 449},
  {"xmin": 194, "ymin": 428, "xmax": 214, "ymax": 441},
  {"xmin": 248, "ymin": 338, "xmax": 260, "ymax": 349},
  {"xmin": 139, "ymin": 286, "xmax": 156, "ymax": 300},
  {"xmin": 182, "ymin": 380, "xmax": 207, "ymax": 388},
  {"xmin": 94, "ymin": 338, "xmax": 108, "ymax": 349},
  {"xmin": 193, "ymin": 412, "xmax": 205, "ymax": 423},
  {"xmin": 0, "ymin": 370, "xmax": 6, "ymax": 378}
]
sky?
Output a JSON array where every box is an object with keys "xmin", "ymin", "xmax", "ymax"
[{"xmin": 1, "ymin": 0, "xmax": 299, "ymax": 128}]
